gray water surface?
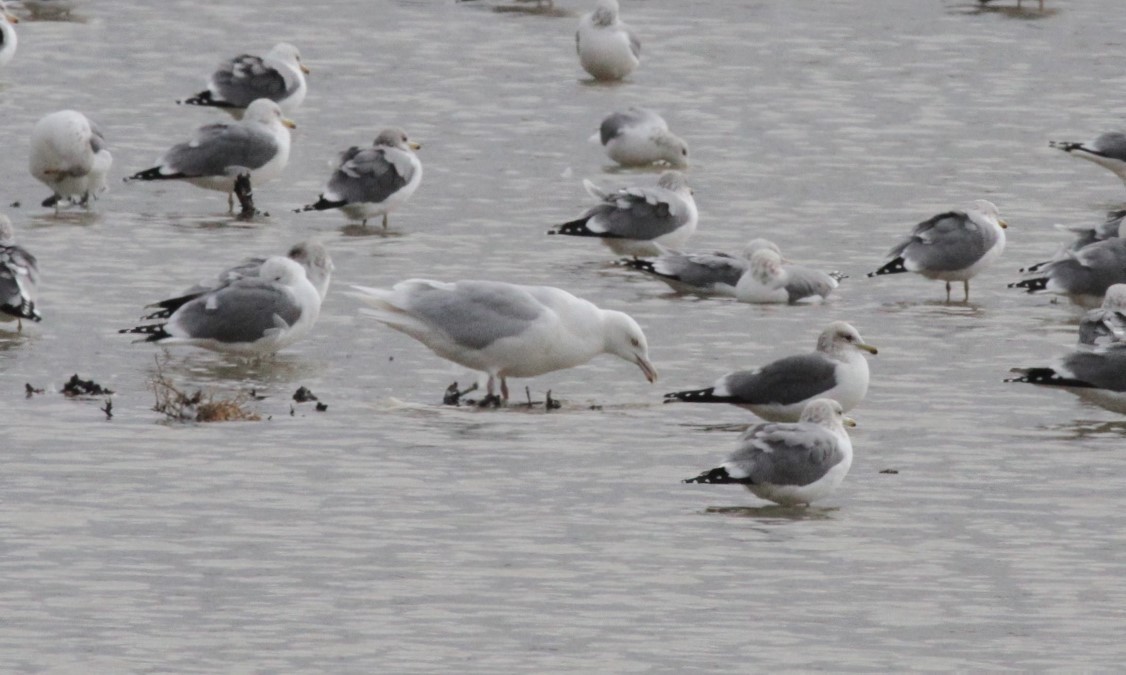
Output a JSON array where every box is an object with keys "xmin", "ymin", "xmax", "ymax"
[{"xmin": 2, "ymin": 0, "xmax": 1126, "ymax": 671}]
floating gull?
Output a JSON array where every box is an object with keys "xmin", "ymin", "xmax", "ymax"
[
  {"xmin": 1009, "ymin": 237, "xmax": 1126, "ymax": 308},
  {"xmin": 868, "ymin": 199, "xmax": 1008, "ymax": 302},
  {"xmin": 1050, "ymin": 133, "xmax": 1126, "ymax": 189},
  {"xmin": 0, "ymin": 2, "xmax": 16, "ymax": 68},
  {"xmin": 350, "ymin": 279, "xmax": 658, "ymax": 401},
  {"xmin": 664, "ymin": 321, "xmax": 876, "ymax": 422},
  {"xmin": 126, "ymin": 99, "xmax": 294, "ymax": 210},
  {"xmin": 29, "ymin": 110, "xmax": 113, "ymax": 209},
  {"xmin": 1007, "ymin": 345, "xmax": 1126, "ymax": 414},
  {"xmin": 734, "ymin": 248, "xmax": 841, "ymax": 304},
  {"xmin": 0, "ymin": 215, "xmax": 41, "ymax": 328},
  {"xmin": 620, "ymin": 239, "xmax": 776, "ymax": 296},
  {"xmin": 548, "ymin": 170, "xmax": 697, "ymax": 257},
  {"xmin": 576, "ymin": 0, "xmax": 639, "ymax": 81},
  {"xmin": 298, "ymin": 128, "xmax": 422, "ymax": 229},
  {"xmin": 593, "ymin": 108, "xmax": 687, "ymax": 169},
  {"xmin": 179, "ymin": 43, "xmax": 309, "ymax": 118},
  {"xmin": 142, "ymin": 241, "xmax": 333, "ymax": 321},
  {"xmin": 120, "ymin": 256, "xmax": 322, "ymax": 355},
  {"xmin": 683, "ymin": 398, "xmax": 855, "ymax": 507},
  {"xmin": 1078, "ymin": 284, "xmax": 1126, "ymax": 348}
]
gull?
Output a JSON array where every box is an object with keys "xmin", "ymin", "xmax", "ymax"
[
  {"xmin": 141, "ymin": 241, "xmax": 333, "ymax": 321},
  {"xmin": 349, "ymin": 279, "xmax": 658, "ymax": 401},
  {"xmin": 0, "ymin": 215, "xmax": 41, "ymax": 328},
  {"xmin": 1050, "ymin": 133, "xmax": 1126, "ymax": 190},
  {"xmin": 179, "ymin": 43, "xmax": 309, "ymax": 118},
  {"xmin": 1007, "ymin": 345, "xmax": 1126, "ymax": 415},
  {"xmin": 733, "ymin": 248, "xmax": 840, "ymax": 304},
  {"xmin": 1009, "ymin": 237, "xmax": 1126, "ymax": 308},
  {"xmin": 0, "ymin": 2, "xmax": 16, "ymax": 68},
  {"xmin": 126, "ymin": 99, "xmax": 295, "ymax": 210},
  {"xmin": 1078, "ymin": 284, "xmax": 1126, "ymax": 349},
  {"xmin": 1020, "ymin": 210, "xmax": 1124, "ymax": 274},
  {"xmin": 29, "ymin": 110, "xmax": 113, "ymax": 209},
  {"xmin": 868, "ymin": 199, "xmax": 1008, "ymax": 302},
  {"xmin": 592, "ymin": 108, "xmax": 687, "ymax": 169},
  {"xmin": 548, "ymin": 170, "xmax": 697, "ymax": 257},
  {"xmin": 297, "ymin": 128, "xmax": 422, "ymax": 229},
  {"xmin": 576, "ymin": 0, "xmax": 639, "ymax": 81},
  {"xmin": 683, "ymin": 399, "xmax": 855, "ymax": 507},
  {"xmin": 120, "ymin": 257, "xmax": 321, "ymax": 356},
  {"xmin": 663, "ymin": 321, "xmax": 877, "ymax": 422}
]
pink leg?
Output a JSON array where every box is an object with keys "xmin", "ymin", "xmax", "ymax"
[{"xmin": 501, "ymin": 377, "xmax": 510, "ymax": 401}]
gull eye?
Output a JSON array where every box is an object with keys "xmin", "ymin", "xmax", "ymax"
[{"xmin": 630, "ymin": 338, "xmax": 640, "ymax": 347}]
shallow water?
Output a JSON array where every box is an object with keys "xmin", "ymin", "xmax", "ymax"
[{"xmin": 2, "ymin": 0, "xmax": 1126, "ymax": 670}]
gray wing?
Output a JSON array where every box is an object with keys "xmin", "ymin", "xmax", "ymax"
[
  {"xmin": 1092, "ymin": 132, "xmax": 1126, "ymax": 162},
  {"xmin": 783, "ymin": 265, "xmax": 838, "ymax": 302},
  {"xmin": 1043, "ymin": 239, "xmax": 1126, "ymax": 296},
  {"xmin": 891, "ymin": 210, "xmax": 999, "ymax": 272},
  {"xmin": 585, "ymin": 186, "xmax": 689, "ymax": 240},
  {"xmin": 652, "ymin": 253, "xmax": 746, "ymax": 288},
  {"xmin": 727, "ymin": 422, "xmax": 846, "ymax": 487},
  {"xmin": 89, "ymin": 121, "xmax": 108, "ymax": 154},
  {"xmin": 719, "ymin": 353, "xmax": 838, "ymax": 405},
  {"xmin": 401, "ymin": 280, "xmax": 546, "ymax": 350},
  {"xmin": 1078, "ymin": 309, "xmax": 1126, "ymax": 347},
  {"xmin": 211, "ymin": 54, "xmax": 290, "ymax": 107},
  {"xmin": 1059, "ymin": 347, "xmax": 1126, "ymax": 391},
  {"xmin": 325, "ymin": 146, "xmax": 413, "ymax": 205},
  {"xmin": 169, "ymin": 280, "xmax": 302, "ymax": 344},
  {"xmin": 599, "ymin": 107, "xmax": 659, "ymax": 145},
  {"xmin": 161, "ymin": 123, "xmax": 279, "ymax": 177},
  {"xmin": 0, "ymin": 245, "xmax": 39, "ymax": 314}
]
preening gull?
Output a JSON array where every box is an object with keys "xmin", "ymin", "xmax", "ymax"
[
  {"xmin": 142, "ymin": 241, "xmax": 333, "ymax": 321},
  {"xmin": 683, "ymin": 398, "xmax": 855, "ymax": 507},
  {"xmin": 1007, "ymin": 344, "xmax": 1126, "ymax": 414},
  {"xmin": 0, "ymin": 3, "xmax": 16, "ymax": 68},
  {"xmin": 593, "ymin": 108, "xmax": 687, "ymax": 169},
  {"xmin": 576, "ymin": 0, "xmax": 639, "ymax": 81},
  {"xmin": 868, "ymin": 199, "xmax": 1008, "ymax": 302},
  {"xmin": 120, "ymin": 256, "xmax": 322, "ymax": 355},
  {"xmin": 29, "ymin": 110, "xmax": 112, "ymax": 209},
  {"xmin": 734, "ymin": 248, "xmax": 841, "ymax": 304},
  {"xmin": 1078, "ymin": 284, "xmax": 1126, "ymax": 348},
  {"xmin": 349, "ymin": 279, "xmax": 658, "ymax": 401},
  {"xmin": 664, "ymin": 321, "xmax": 876, "ymax": 422},
  {"xmin": 0, "ymin": 215, "xmax": 41, "ymax": 328},
  {"xmin": 126, "ymin": 99, "xmax": 294, "ymax": 210},
  {"xmin": 1009, "ymin": 237, "xmax": 1126, "ymax": 308},
  {"xmin": 179, "ymin": 43, "xmax": 309, "ymax": 118},
  {"xmin": 548, "ymin": 170, "xmax": 697, "ymax": 257},
  {"xmin": 298, "ymin": 128, "xmax": 422, "ymax": 229},
  {"xmin": 1050, "ymin": 133, "xmax": 1126, "ymax": 189},
  {"xmin": 1019, "ymin": 210, "xmax": 1124, "ymax": 274}
]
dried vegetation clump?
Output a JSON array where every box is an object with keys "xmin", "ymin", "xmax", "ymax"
[{"xmin": 151, "ymin": 369, "xmax": 261, "ymax": 423}]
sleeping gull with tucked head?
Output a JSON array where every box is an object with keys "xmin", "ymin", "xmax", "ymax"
[
  {"xmin": 298, "ymin": 128, "xmax": 422, "ymax": 229},
  {"xmin": 593, "ymin": 108, "xmax": 687, "ymax": 169},
  {"xmin": 1050, "ymin": 133, "xmax": 1126, "ymax": 190},
  {"xmin": 576, "ymin": 0, "xmax": 639, "ymax": 81},
  {"xmin": 1007, "ymin": 344, "xmax": 1126, "ymax": 415},
  {"xmin": 683, "ymin": 398, "xmax": 855, "ymax": 507},
  {"xmin": 0, "ymin": 215, "xmax": 41, "ymax": 328},
  {"xmin": 1078, "ymin": 283, "xmax": 1126, "ymax": 348},
  {"xmin": 349, "ymin": 279, "xmax": 658, "ymax": 402},
  {"xmin": 734, "ymin": 248, "xmax": 841, "ymax": 304},
  {"xmin": 120, "ymin": 256, "xmax": 322, "ymax": 356},
  {"xmin": 126, "ymin": 99, "xmax": 295, "ymax": 211},
  {"xmin": 1010, "ymin": 237, "xmax": 1126, "ymax": 309},
  {"xmin": 179, "ymin": 43, "xmax": 309, "ymax": 118},
  {"xmin": 664, "ymin": 321, "xmax": 876, "ymax": 422},
  {"xmin": 549, "ymin": 170, "xmax": 697, "ymax": 257},
  {"xmin": 29, "ymin": 110, "xmax": 113, "ymax": 209},
  {"xmin": 868, "ymin": 199, "xmax": 1008, "ymax": 302}
]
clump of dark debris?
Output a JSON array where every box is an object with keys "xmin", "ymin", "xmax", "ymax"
[
  {"xmin": 151, "ymin": 369, "xmax": 261, "ymax": 423},
  {"xmin": 291, "ymin": 386, "xmax": 328, "ymax": 413},
  {"xmin": 62, "ymin": 374, "xmax": 114, "ymax": 397},
  {"xmin": 25, "ymin": 383, "xmax": 44, "ymax": 397}
]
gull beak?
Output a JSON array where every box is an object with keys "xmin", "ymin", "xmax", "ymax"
[
  {"xmin": 409, "ymin": 141, "xmax": 422, "ymax": 151},
  {"xmin": 300, "ymin": 63, "xmax": 311, "ymax": 74},
  {"xmin": 857, "ymin": 342, "xmax": 878, "ymax": 355},
  {"xmin": 636, "ymin": 355, "xmax": 659, "ymax": 383},
  {"xmin": 282, "ymin": 118, "xmax": 297, "ymax": 130},
  {"xmin": 998, "ymin": 218, "xmax": 1009, "ymax": 229},
  {"xmin": 843, "ymin": 416, "xmax": 857, "ymax": 428}
]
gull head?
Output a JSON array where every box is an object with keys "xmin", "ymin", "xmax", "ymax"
[
  {"xmin": 817, "ymin": 321, "xmax": 878, "ymax": 357},
  {"xmin": 591, "ymin": 0, "xmax": 620, "ymax": 25},
  {"xmin": 749, "ymin": 249, "xmax": 784, "ymax": 284},
  {"xmin": 656, "ymin": 170, "xmax": 690, "ymax": 195},
  {"xmin": 287, "ymin": 240, "xmax": 334, "ymax": 298},
  {"xmin": 1103, "ymin": 283, "xmax": 1126, "ymax": 310},
  {"xmin": 603, "ymin": 311, "xmax": 658, "ymax": 383},
  {"xmin": 655, "ymin": 131, "xmax": 689, "ymax": 169},
  {"xmin": 260, "ymin": 256, "xmax": 305, "ymax": 286},
  {"xmin": 374, "ymin": 128, "xmax": 421, "ymax": 152},
  {"xmin": 740, "ymin": 238, "xmax": 781, "ymax": 260},
  {"xmin": 800, "ymin": 398, "xmax": 850, "ymax": 431},
  {"xmin": 0, "ymin": 215, "xmax": 14, "ymax": 246},
  {"xmin": 968, "ymin": 199, "xmax": 1007, "ymax": 229},
  {"xmin": 269, "ymin": 43, "xmax": 309, "ymax": 75},
  {"xmin": 245, "ymin": 98, "xmax": 296, "ymax": 129}
]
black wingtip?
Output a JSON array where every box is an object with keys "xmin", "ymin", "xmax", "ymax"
[
  {"xmin": 299, "ymin": 196, "xmax": 347, "ymax": 213},
  {"xmin": 550, "ymin": 217, "xmax": 602, "ymax": 238},
  {"xmin": 1049, "ymin": 140, "xmax": 1083, "ymax": 153},
  {"xmin": 3, "ymin": 300, "xmax": 41, "ymax": 322},
  {"xmin": 683, "ymin": 467, "xmax": 736, "ymax": 484},
  {"xmin": 126, "ymin": 166, "xmax": 173, "ymax": 183},
  {"xmin": 1008, "ymin": 277, "xmax": 1048, "ymax": 293},
  {"xmin": 1005, "ymin": 367, "xmax": 1096, "ymax": 389},
  {"xmin": 619, "ymin": 258, "xmax": 657, "ymax": 273},
  {"xmin": 119, "ymin": 323, "xmax": 170, "ymax": 342},
  {"xmin": 663, "ymin": 387, "xmax": 730, "ymax": 404},
  {"xmin": 868, "ymin": 257, "xmax": 907, "ymax": 278},
  {"xmin": 179, "ymin": 91, "xmax": 236, "ymax": 109}
]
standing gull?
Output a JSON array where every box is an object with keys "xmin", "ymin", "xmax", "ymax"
[
  {"xmin": 664, "ymin": 321, "xmax": 877, "ymax": 422},
  {"xmin": 120, "ymin": 257, "xmax": 322, "ymax": 356},
  {"xmin": 179, "ymin": 43, "xmax": 309, "ymax": 118},
  {"xmin": 868, "ymin": 199, "xmax": 1008, "ymax": 302},
  {"xmin": 1078, "ymin": 284, "xmax": 1126, "ymax": 348},
  {"xmin": 576, "ymin": 0, "xmax": 639, "ymax": 81},
  {"xmin": 593, "ymin": 108, "xmax": 687, "ymax": 169},
  {"xmin": 548, "ymin": 170, "xmax": 697, "ymax": 257},
  {"xmin": 0, "ymin": 215, "xmax": 41, "ymax": 328},
  {"xmin": 1009, "ymin": 237, "xmax": 1126, "ymax": 308},
  {"xmin": 29, "ymin": 110, "xmax": 113, "ymax": 209},
  {"xmin": 1050, "ymin": 133, "xmax": 1126, "ymax": 190},
  {"xmin": 126, "ymin": 99, "xmax": 295, "ymax": 210},
  {"xmin": 683, "ymin": 398, "xmax": 855, "ymax": 507},
  {"xmin": 1007, "ymin": 345, "xmax": 1126, "ymax": 414},
  {"xmin": 298, "ymin": 129, "xmax": 422, "ymax": 229},
  {"xmin": 0, "ymin": 2, "xmax": 16, "ymax": 69},
  {"xmin": 349, "ymin": 279, "xmax": 658, "ymax": 401}
]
